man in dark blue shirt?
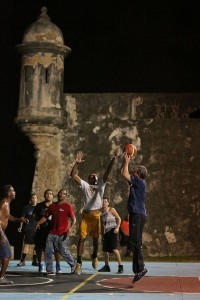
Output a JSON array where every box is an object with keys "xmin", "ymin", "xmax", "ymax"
[{"xmin": 121, "ymin": 152, "xmax": 148, "ymax": 282}]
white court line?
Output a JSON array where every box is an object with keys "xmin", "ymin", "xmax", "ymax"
[{"xmin": 4, "ymin": 275, "xmax": 54, "ymax": 286}]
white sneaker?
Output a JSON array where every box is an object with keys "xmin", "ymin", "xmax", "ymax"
[
  {"xmin": 92, "ymin": 257, "xmax": 98, "ymax": 269},
  {"xmin": 0, "ymin": 277, "xmax": 14, "ymax": 285},
  {"xmin": 75, "ymin": 263, "xmax": 82, "ymax": 275}
]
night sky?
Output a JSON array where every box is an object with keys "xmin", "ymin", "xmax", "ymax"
[{"xmin": 0, "ymin": 1, "xmax": 200, "ymax": 248}]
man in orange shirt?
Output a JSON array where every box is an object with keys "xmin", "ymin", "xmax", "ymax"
[{"xmin": 120, "ymin": 215, "xmax": 131, "ymax": 256}]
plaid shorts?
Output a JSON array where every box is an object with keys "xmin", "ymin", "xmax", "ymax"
[{"xmin": 0, "ymin": 232, "xmax": 12, "ymax": 259}]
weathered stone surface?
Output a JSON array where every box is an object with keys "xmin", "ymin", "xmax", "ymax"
[{"xmin": 62, "ymin": 94, "xmax": 200, "ymax": 258}]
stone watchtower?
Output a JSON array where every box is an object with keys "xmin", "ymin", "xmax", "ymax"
[{"xmin": 16, "ymin": 7, "xmax": 71, "ymax": 199}]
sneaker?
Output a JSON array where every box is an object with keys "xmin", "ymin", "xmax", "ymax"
[
  {"xmin": 46, "ymin": 271, "xmax": 55, "ymax": 275},
  {"xmin": 32, "ymin": 261, "xmax": 39, "ymax": 266},
  {"xmin": 132, "ymin": 268, "xmax": 148, "ymax": 282},
  {"xmin": 56, "ymin": 263, "xmax": 62, "ymax": 274},
  {"xmin": 117, "ymin": 265, "xmax": 124, "ymax": 274},
  {"xmin": 92, "ymin": 257, "xmax": 98, "ymax": 269},
  {"xmin": 0, "ymin": 277, "xmax": 14, "ymax": 285},
  {"xmin": 38, "ymin": 263, "xmax": 45, "ymax": 273},
  {"xmin": 75, "ymin": 263, "xmax": 82, "ymax": 275},
  {"xmin": 98, "ymin": 265, "xmax": 111, "ymax": 272},
  {"xmin": 17, "ymin": 261, "xmax": 25, "ymax": 267},
  {"xmin": 71, "ymin": 264, "xmax": 76, "ymax": 274}
]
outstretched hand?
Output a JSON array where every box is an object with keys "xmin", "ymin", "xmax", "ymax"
[
  {"xmin": 123, "ymin": 151, "xmax": 132, "ymax": 163},
  {"xmin": 75, "ymin": 151, "xmax": 84, "ymax": 164}
]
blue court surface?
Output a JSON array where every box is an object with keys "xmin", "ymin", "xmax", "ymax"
[{"xmin": 0, "ymin": 260, "xmax": 199, "ymax": 300}]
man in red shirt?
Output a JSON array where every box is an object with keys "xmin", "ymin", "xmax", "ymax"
[{"xmin": 36, "ymin": 189, "xmax": 76, "ymax": 275}]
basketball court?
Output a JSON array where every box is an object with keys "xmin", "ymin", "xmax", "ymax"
[{"xmin": 0, "ymin": 261, "xmax": 199, "ymax": 300}]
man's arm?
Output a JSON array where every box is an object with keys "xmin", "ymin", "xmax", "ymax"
[
  {"xmin": 18, "ymin": 220, "xmax": 23, "ymax": 232},
  {"xmin": 110, "ymin": 207, "xmax": 121, "ymax": 233},
  {"xmin": 70, "ymin": 151, "xmax": 84, "ymax": 185},
  {"xmin": 62, "ymin": 215, "xmax": 76, "ymax": 240},
  {"xmin": 35, "ymin": 216, "xmax": 47, "ymax": 230},
  {"xmin": 18, "ymin": 209, "xmax": 26, "ymax": 232},
  {"xmin": 68, "ymin": 215, "xmax": 76, "ymax": 233},
  {"xmin": 9, "ymin": 215, "xmax": 29, "ymax": 224},
  {"xmin": 121, "ymin": 152, "xmax": 131, "ymax": 182},
  {"xmin": 103, "ymin": 148, "xmax": 121, "ymax": 183}
]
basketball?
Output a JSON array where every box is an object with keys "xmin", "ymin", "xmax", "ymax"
[{"xmin": 123, "ymin": 144, "xmax": 137, "ymax": 156}]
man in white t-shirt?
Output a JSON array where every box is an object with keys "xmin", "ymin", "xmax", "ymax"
[{"xmin": 70, "ymin": 149, "xmax": 120, "ymax": 274}]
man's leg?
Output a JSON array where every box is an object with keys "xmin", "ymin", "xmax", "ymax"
[
  {"xmin": 92, "ymin": 237, "xmax": 98, "ymax": 259},
  {"xmin": 32, "ymin": 246, "xmax": 39, "ymax": 266},
  {"xmin": 0, "ymin": 257, "xmax": 10, "ymax": 278},
  {"xmin": 129, "ymin": 213, "xmax": 148, "ymax": 282},
  {"xmin": 92, "ymin": 237, "xmax": 99, "ymax": 269},
  {"xmin": 44, "ymin": 234, "xmax": 55, "ymax": 273},
  {"xmin": 55, "ymin": 251, "xmax": 62, "ymax": 273},
  {"xmin": 75, "ymin": 237, "xmax": 85, "ymax": 275},
  {"xmin": 129, "ymin": 213, "xmax": 142, "ymax": 274},
  {"xmin": 0, "ymin": 236, "xmax": 14, "ymax": 284},
  {"xmin": 137, "ymin": 214, "xmax": 146, "ymax": 272},
  {"xmin": 77, "ymin": 237, "xmax": 85, "ymax": 264},
  {"xmin": 58, "ymin": 235, "xmax": 76, "ymax": 272}
]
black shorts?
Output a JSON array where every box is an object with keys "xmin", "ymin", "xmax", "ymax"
[
  {"xmin": 102, "ymin": 228, "xmax": 119, "ymax": 253},
  {"xmin": 34, "ymin": 228, "xmax": 49, "ymax": 251},
  {"xmin": 24, "ymin": 229, "xmax": 35, "ymax": 244}
]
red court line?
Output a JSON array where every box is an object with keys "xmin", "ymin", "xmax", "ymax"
[{"xmin": 97, "ymin": 276, "xmax": 200, "ymax": 293}]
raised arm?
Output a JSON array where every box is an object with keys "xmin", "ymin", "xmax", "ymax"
[
  {"xmin": 70, "ymin": 151, "xmax": 84, "ymax": 185},
  {"xmin": 121, "ymin": 152, "xmax": 131, "ymax": 183},
  {"xmin": 103, "ymin": 148, "xmax": 121, "ymax": 183}
]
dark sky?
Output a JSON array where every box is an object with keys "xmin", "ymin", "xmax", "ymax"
[{"xmin": 1, "ymin": 0, "xmax": 200, "ymax": 97}]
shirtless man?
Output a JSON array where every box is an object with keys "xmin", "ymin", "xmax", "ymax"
[{"xmin": 0, "ymin": 184, "xmax": 28, "ymax": 285}]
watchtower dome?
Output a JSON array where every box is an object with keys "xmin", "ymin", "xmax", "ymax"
[
  {"xmin": 15, "ymin": 7, "xmax": 71, "ymax": 198},
  {"xmin": 16, "ymin": 7, "xmax": 71, "ymax": 128}
]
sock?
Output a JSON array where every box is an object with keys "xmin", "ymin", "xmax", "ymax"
[
  {"xmin": 32, "ymin": 254, "xmax": 38, "ymax": 263},
  {"xmin": 56, "ymin": 262, "xmax": 61, "ymax": 272},
  {"xmin": 92, "ymin": 253, "xmax": 97, "ymax": 259},
  {"xmin": 21, "ymin": 253, "xmax": 26, "ymax": 262}
]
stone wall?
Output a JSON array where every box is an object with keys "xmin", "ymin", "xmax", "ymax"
[{"xmin": 60, "ymin": 93, "xmax": 200, "ymax": 258}]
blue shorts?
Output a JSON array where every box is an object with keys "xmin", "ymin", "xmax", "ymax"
[{"xmin": 0, "ymin": 232, "xmax": 12, "ymax": 258}]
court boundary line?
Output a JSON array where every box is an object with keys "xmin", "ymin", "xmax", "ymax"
[{"xmin": 60, "ymin": 272, "xmax": 99, "ymax": 300}]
